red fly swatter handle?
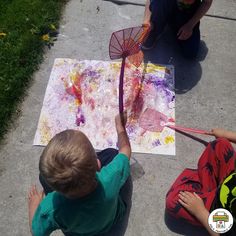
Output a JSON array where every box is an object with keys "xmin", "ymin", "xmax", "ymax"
[{"xmin": 166, "ymin": 125, "xmax": 213, "ymax": 136}]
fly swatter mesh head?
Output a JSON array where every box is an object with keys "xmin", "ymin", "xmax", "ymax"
[
  {"xmin": 139, "ymin": 108, "xmax": 168, "ymax": 132},
  {"xmin": 109, "ymin": 26, "xmax": 149, "ymax": 60}
]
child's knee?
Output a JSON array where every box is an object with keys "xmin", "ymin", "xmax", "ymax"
[
  {"xmin": 101, "ymin": 148, "xmax": 118, "ymax": 155},
  {"xmin": 214, "ymin": 138, "xmax": 233, "ymax": 149},
  {"xmin": 180, "ymin": 43, "xmax": 199, "ymax": 59},
  {"xmin": 211, "ymin": 138, "xmax": 235, "ymax": 162},
  {"xmin": 105, "ymin": 148, "xmax": 118, "ymax": 152},
  {"xmin": 216, "ymin": 137, "xmax": 230, "ymax": 143},
  {"xmin": 166, "ymin": 199, "xmax": 183, "ymax": 219},
  {"xmin": 166, "ymin": 191, "xmax": 179, "ymax": 213}
]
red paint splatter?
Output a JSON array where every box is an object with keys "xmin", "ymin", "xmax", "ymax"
[
  {"xmin": 168, "ymin": 117, "xmax": 175, "ymax": 123},
  {"xmin": 87, "ymin": 98, "xmax": 95, "ymax": 110},
  {"xmin": 130, "ymin": 91, "xmax": 144, "ymax": 120},
  {"xmin": 64, "ymin": 73, "xmax": 84, "ymax": 126}
]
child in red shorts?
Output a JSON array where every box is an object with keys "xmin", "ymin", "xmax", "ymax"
[{"xmin": 166, "ymin": 129, "xmax": 236, "ymax": 235}]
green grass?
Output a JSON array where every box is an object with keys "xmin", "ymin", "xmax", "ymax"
[{"xmin": 0, "ymin": 0, "xmax": 67, "ymax": 139}]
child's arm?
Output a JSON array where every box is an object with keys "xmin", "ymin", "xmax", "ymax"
[
  {"xmin": 28, "ymin": 185, "xmax": 44, "ymax": 234},
  {"xmin": 178, "ymin": 0, "xmax": 213, "ymax": 40},
  {"xmin": 143, "ymin": 0, "xmax": 151, "ymax": 27},
  {"xmin": 178, "ymin": 191, "xmax": 219, "ymax": 236},
  {"xmin": 115, "ymin": 113, "xmax": 131, "ymax": 160},
  {"xmin": 211, "ymin": 128, "xmax": 236, "ymax": 144}
]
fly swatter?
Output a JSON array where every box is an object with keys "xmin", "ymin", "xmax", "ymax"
[
  {"xmin": 139, "ymin": 108, "xmax": 213, "ymax": 135},
  {"xmin": 109, "ymin": 25, "xmax": 150, "ymax": 116}
]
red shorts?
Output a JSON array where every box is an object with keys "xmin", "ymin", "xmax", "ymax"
[{"xmin": 166, "ymin": 138, "xmax": 236, "ymax": 225}]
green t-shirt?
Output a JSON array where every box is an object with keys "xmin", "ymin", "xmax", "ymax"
[{"xmin": 32, "ymin": 153, "xmax": 130, "ymax": 236}]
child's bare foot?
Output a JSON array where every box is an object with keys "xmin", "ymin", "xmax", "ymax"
[{"xmin": 28, "ymin": 185, "xmax": 44, "ymax": 225}]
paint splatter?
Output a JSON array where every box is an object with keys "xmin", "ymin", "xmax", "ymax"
[
  {"xmin": 107, "ymin": 139, "xmax": 113, "ymax": 147},
  {"xmin": 34, "ymin": 59, "xmax": 175, "ymax": 155},
  {"xmin": 139, "ymin": 108, "xmax": 168, "ymax": 132},
  {"xmin": 130, "ymin": 91, "xmax": 144, "ymax": 120},
  {"xmin": 126, "ymin": 124, "xmax": 136, "ymax": 135},
  {"xmin": 152, "ymin": 139, "xmax": 161, "ymax": 147},
  {"xmin": 75, "ymin": 108, "xmax": 85, "ymax": 126},
  {"xmin": 39, "ymin": 116, "xmax": 52, "ymax": 144},
  {"xmin": 164, "ymin": 136, "xmax": 175, "ymax": 144}
]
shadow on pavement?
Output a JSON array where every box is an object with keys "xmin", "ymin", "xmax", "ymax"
[
  {"xmin": 100, "ymin": 177, "xmax": 133, "ymax": 236},
  {"xmin": 164, "ymin": 210, "xmax": 209, "ymax": 236},
  {"xmin": 100, "ymin": 158, "xmax": 144, "ymax": 235},
  {"xmin": 130, "ymin": 157, "xmax": 145, "ymax": 181},
  {"xmin": 103, "ymin": 0, "xmax": 145, "ymax": 7},
  {"xmin": 143, "ymin": 28, "xmax": 208, "ymax": 94}
]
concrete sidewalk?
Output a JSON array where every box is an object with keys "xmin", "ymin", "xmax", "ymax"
[{"xmin": 0, "ymin": 0, "xmax": 235, "ymax": 235}]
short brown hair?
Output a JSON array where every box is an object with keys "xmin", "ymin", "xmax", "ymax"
[{"xmin": 39, "ymin": 130, "xmax": 98, "ymax": 198}]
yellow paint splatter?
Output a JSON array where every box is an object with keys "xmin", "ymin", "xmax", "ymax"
[
  {"xmin": 146, "ymin": 64, "xmax": 169, "ymax": 74},
  {"xmin": 75, "ymin": 99, "xmax": 82, "ymax": 106},
  {"xmin": 150, "ymin": 132, "xmax": 161, "ymax": 140},
  {"xmin": 111, "ymin": 63, "xmax": 121, "ymax": 71},
  {"xmin": 40, "ymin": 117, "xmax": 52, "ymax": 144},
  {"xmin": 70, "ymin": 72, "xmax": 77, "ymax": 83},
  {"xmin": 68, "ymin": 104, "xmax": 73, "ymax": 112},
  {"xmin": 98, "ymin": 68, "xmax": 104, "ymax": 73},
  {"xmin": 90, "ymin": 82, "xmax": 98, "ymax": 91},
  {"xmin": 164, "ymin": 136, "xmax": 175, "ymax": 144}
]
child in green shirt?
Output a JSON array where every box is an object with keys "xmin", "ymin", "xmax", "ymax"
[{"xmin": 28, "ymin": 114, "xmax": 131, "ymax": 236}]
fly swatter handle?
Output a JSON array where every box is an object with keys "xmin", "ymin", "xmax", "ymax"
[
  {"xmin": 119, "ymin": 57, "xmax": 126, "ymax": 115},
  {"xmin": 166, "ymin": 125, "xmax": 213, "ymax": 136}
]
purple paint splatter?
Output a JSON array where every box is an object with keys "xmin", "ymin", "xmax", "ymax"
[
  {"xmin": 126, "ymin": 124, "xmax": 136, "ymax": 135},
  {"xmin": 75, "ymin": 107, "xmax": 85, "ymax": 126},
  {"xmin": 107, "ymin": 139, "xmax": 113, "ymax": 147},
  {"xmin": 152, "ymin": 139, "xmax": 161, "ymax": 147}
]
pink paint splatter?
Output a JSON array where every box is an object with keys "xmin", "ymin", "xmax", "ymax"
[
  {"xmin": 139, "ymin": 108, "xmax": 168, "ymax": 132},
  {"xmin": 87, "ymin": 98, "xmax": 95, "ymax": 110}
]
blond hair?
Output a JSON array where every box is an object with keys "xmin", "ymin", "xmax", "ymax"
[{"xmin": 39, "ymin": 130, "xmax": 98, "ymax": 198}]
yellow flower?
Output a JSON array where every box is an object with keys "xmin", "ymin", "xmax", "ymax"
[
  {"xmin": 0, "ymin": 32, "xmax": 7, "ymax": 37},
  {"xmin": 42, "ymin": 34, "xmax": 50, "ymax": 41}
]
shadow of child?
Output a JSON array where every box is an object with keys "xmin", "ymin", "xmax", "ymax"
[{"xmin": 143, "ymin": 27, "xmax": 208, "ymax": 95}]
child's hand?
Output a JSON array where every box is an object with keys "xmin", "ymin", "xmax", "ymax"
[
  {"xmin": 142, "ymin": 22, "xmax": 152, "ymax": 31},
  {"xmin": 177, "ymin": 23, "xmax": 193, "ymax": 40},
  {"xmin": 178, "ymin": 191, "xmax": 206, "ymax": 217},
  {"xmin": 211, "ymin": 128, "xmax": 227, "ymax": 138},
  {"xmin": 28, "ymin": 185, "xmax": 44, "ymax": 208},
  {"xmin": 115, "ymin": 112, "xmax": 127, "ymax": 133},
  {"xmin": 28, "ymin": 185, "xmax": 44, "ymax": 226}
]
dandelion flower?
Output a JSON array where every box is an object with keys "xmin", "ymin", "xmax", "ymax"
[
  {"xmin": 42, "ymin": 34, "xmax": 50, "ymax": 41},
  {"xmin": 0, "ymin": 32, "xmax": 7, "ymax": 37}
]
